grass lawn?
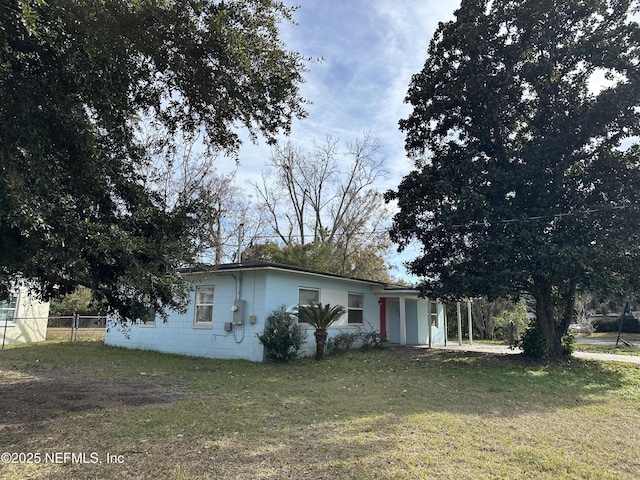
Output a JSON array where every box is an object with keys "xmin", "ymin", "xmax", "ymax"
[{"xmin": 1, "ymin": 342, "xmax": 639, "ymax": 479}]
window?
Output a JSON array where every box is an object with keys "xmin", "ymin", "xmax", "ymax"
[
  {"xmin": 0, "ymin": 295, "xmax": 18, "ymax": 324},
  {"xmin": 194, "ymin": 286, "xmax": 214, "ymax": 326},
  {"xmin": 430, "ymin": 301, "xmax": 438, "ymax": 328},
  {"xmin": 348, "ymin": 293, "xmax": 364, "ymax": 324},
  {"xmin": 298, "ymin": 288, "xmax": 320, "ymax": 306},
  {"xmin": 297, "ymin": 288, "xmax": 320, "ymax": 324}
]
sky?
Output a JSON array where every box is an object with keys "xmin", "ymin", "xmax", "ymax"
[{"xmin": 216, "ymin": 1, "xmax": 463, "ymax": 281}]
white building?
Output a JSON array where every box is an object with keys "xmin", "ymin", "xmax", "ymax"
[{"xmin": 1, "ymin": 286, "xmax": 50, "ymax": 347}]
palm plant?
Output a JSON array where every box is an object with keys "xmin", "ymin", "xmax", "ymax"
[{"xmin": 295, "ymin": 302, "xmax": 346, "ymax": 360}]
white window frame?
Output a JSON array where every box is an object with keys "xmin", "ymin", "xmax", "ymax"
[
  {"xmin": 298, "ymin": 287, "xmax": 320, "ymax": 306},
  {"xmin": 347, "ymin": 292, "xmax": 364, "ymax": 325},
  {"xmin": 297, "ymin": 287, "xmax": 320, "ymax": 324},
  {"xmin": 194, "ymin": 286, "xmax": 214, "ymax": 328},
  {"xmin": 430, "ymin": 301, "xmax": 438, "ymax": 328},
  {"xmin": 0, "ymin": 294, "xmax": 18, "ymax": 325}
]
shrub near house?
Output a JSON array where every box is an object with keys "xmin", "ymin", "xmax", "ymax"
[{"xmin": 258, "ymin": 306, "xmax": 306, "ymax": 361}]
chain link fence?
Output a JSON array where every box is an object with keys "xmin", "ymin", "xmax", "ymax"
[
  {"xmin": 47, "ymin": 315, "xmax": 106, "ymax": 342},
  {"xmin": 1, "ymin": 315, "xmax": 106, "ymax": 349}
]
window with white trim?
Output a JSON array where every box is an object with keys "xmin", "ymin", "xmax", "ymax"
[
  {"xmin": 297, "ymin": 288, "xmax": 320, "ymax": 324},
  {"xmin": 194, "ymin": 286, "xmax": 214, "ymax": 326},
  {"xmin": 348, "ymin": 293, "xmax": 364, "ymax": 324},
  {"xmin": 430, "ymin": 301, "xmax": 438, "ymax": 327},
  {"xmin": 298, "ymin": 287, "xmax": 320, "ymax": 306},
  {"xmin": 0, "ymin": 295, "xmax": 18, "ymax": 324}
]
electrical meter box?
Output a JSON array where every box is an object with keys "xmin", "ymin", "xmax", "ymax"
[{"xmin": 232, "ymin": 300, "xmax": 245, "ymax": 325}]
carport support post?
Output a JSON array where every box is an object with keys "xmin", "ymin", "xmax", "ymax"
[
  {"xmin": 457, "ymin": 302, "xmax": 462, "ymax": 346},
  {"xmin": 443, "ymin": 303, "xmax": 448, "ymax": 347},
  {"xmin": 427, "ymin": 299, "xmax": 432, "ymax": 349},
  {"xmin": 399, "ymin": 296, "xmax": 407, "ymax": 346},
  {"xmin": 467, "ymin": 299, "xmax": 473, "ymax": 345}
]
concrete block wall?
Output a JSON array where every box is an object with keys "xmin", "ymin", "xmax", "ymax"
[
  {"xmin": 106, "ymin": 267, "xmax": 386, "ymax": 361},
  {"xmin": 262, "ymin": 270, "xmax": 382, "ymax": 359},
  {"xmin": 105, "ymin": 271, "xmax": 268, "ymax": 361}
]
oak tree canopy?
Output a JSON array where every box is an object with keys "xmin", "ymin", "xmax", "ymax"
[
  {"xmin": 0, "ymin": 0, "xmax": 307, "ymax": 321},
  {"xmin": 387, "ymin": 0, "xmax": 640, "ymax": 357}
]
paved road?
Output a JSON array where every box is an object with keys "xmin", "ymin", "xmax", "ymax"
[
  {"xmin": 575, "ymin": 336, "xmax": 640, "ymax": 347},
  {"xmin": 429, "ymin": 342, "xmax": 640, "ymax": 365}
]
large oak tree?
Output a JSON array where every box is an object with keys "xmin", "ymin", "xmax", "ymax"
[
  {"xmin": 387, "ymin": 0, "xmax": 640, "ymax": 357},
  {"xmin": 0, "ymin": 0, "xmax": 306, "ymax": 321}
]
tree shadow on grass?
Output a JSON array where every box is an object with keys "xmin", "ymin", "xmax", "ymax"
[
  {"xmin": 380, "ymin": 347, "xmax": 634, "ymax": 416},
  {"xmin": 1, "ymin": 343, "xmax": 638, "ymax": 480}
]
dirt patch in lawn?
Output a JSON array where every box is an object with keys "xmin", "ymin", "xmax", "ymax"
[{"xmin": 0, "ymin": 369, "xmax": 186, "ymax": 436}]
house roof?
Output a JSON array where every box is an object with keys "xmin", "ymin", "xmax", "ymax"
[{"xmin": 178, "ymin": 261, "xmax": 413, "ymax": 292}]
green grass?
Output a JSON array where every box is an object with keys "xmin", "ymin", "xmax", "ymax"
[
  {"xmin": 574, "ymin": 343, "xmax": 640, "ymax": 355},
  {"xmin": 1, "ymin": 343, "xmax": 639, "ymax": 479},
  {"xmin": 448, "ymin": 334, "xmax": 640, "ymax": 356}
]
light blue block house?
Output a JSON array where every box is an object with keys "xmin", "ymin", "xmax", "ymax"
[{"xmin": 104, "ymin": 262, "xmax": 446, "ymax": 361}]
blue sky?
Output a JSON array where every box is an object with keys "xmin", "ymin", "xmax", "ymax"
[
  {"xmin": 211, "ymin": 1, "xmax": 636, "ymax": 283},
  {"xmin": 217, "ymin": 1, "xmax": 462, "ymax": 281}
]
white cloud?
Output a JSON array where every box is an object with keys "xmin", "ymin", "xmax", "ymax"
[{"xmin": 219, "ymin": 1, "xmax": 461, "ymax": 280}]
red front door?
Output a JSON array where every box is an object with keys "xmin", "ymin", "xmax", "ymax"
[{"xmin": 379, "ymin": 298, "xmax": 387, "ymax": 340}]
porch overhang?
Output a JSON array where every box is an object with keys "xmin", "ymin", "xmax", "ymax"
[{"xmin": 373, "ymin": 287, "xmax": 433, "ymax": 347}]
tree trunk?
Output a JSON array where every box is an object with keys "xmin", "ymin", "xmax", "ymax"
[
  {"xmin": 533, "ymin": 280, "xmax": 576, "ymax": 358},
  {"xmin": 534, "ymin": 290, "xmax": 562, "ymax": 357},
  {"xmin": 314, "ymin": 329, "xmax": 328, "ymax": 360}
]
